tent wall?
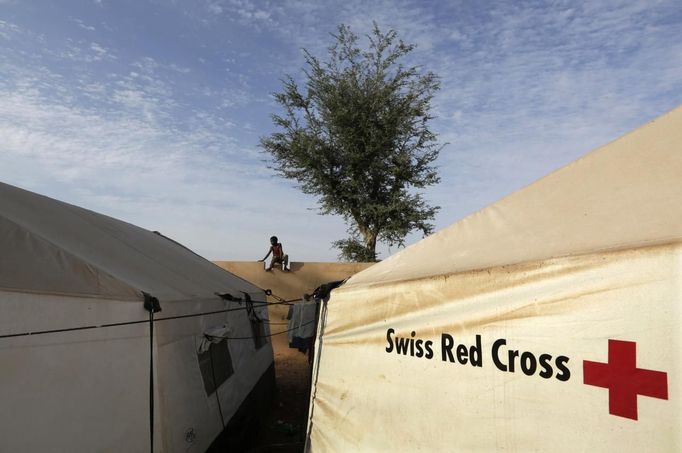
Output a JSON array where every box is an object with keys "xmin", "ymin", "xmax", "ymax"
[
  {"xmin": 0, "ymin": 290, "xmax": 274, "ymax": 452},
  {"xmin": 307, "ymin": 243, "xmax": 681, "ymax": 451},
  {"xmin": 0, "ymin": 292, "xmax": 150, "ymax": 452},
  {"xmin": 155, "ymin": 296, "xmax": 274, "ymax": 452}
]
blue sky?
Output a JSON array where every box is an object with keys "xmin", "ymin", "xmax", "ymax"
[{"xmin": 1, "ymin": 0, "xmax": 680, "ymax": 261}]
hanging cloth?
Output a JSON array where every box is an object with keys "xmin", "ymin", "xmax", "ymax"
[
  {"xmin": 288, "ymin": 298, "xmax": 318, "ymax": 352},
  {"xmin": 198, "ymin": 324, "xmax": 232, "ymax": 354}
]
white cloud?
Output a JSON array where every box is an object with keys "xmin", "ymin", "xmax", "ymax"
[
  {"xmin": 72, "ymin": 18, "xmax": 96, "ymax": 31},
  {"xmin": 89, "ymin": 42, "xmax": 107, "ymax": 55},
  {"xmin": 207, "ymin": 2, "xmax": 223, "ymax": 15},
  {"xmin": 209, "ymin": 0, "xmax": 278, "ymax": 26},
  {"xmin": 0, "ymin": 19, "xmax": 21, "ymax": 40},
  {"xmin": 169, "ymin": 63, "xmax": 191, "ymax": 74},
  {"xmin": 0, "ymin": 51, "xmax": 345, "ymax": 260},
  {"xmin": 56, "ymin": 40, "xmax": 116, "ymax": 62}
]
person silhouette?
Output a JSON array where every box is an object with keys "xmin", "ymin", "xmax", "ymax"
[{"xmin": 258, "ymin": 235, "xmax": 290, "ymax": 271}]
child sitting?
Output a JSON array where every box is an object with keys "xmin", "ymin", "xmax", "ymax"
[{"xmin": 259, "ymin": 235, "xmax": 290, "ymax": 271}]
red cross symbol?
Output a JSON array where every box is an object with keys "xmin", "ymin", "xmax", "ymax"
[{"xmin": 583, "ymin": 339, "xmax": 668, "ymax": 420}]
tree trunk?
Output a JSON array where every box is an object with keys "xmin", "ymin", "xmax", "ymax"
[{"xmin": 358, "ymin": 224, "xmax": 378, "ymax": 261}]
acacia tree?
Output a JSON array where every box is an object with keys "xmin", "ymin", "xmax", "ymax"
[{"xmin": 261, "ymin": 23, "xmax": 442, "ymax": 261}]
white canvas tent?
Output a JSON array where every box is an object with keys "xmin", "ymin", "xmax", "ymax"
[
  {"xmin": 0, "ymin": 182, "xmax": 275, "ymax": 452},
  {"xmin": 306, "ymin": 106, "xmax": 682, "ymax": 451}
]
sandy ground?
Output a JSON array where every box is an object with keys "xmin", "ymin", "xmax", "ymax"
[{"xmin": 243, "ymin": 303, "xmax": 312, "ymax": 453}]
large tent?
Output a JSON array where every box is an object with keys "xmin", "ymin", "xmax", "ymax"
[
  {"xmin": 0, "ymin": 182, "xmax": 275, "ymax": 452},
  {"xmin": 306, "ymin": 106, "xmax": 681, "ymax": 451}
]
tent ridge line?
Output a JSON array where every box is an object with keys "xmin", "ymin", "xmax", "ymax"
[
  {"xmin": 58, "ymin": 202, "xmax": 205, "ymax": 294},
  {"xmin": 0, "ymin": 285, "xmax": 139, "ymax": 301},
  {"xmin": 343, "ymin": 238, "xmax": 682, "ymax": 292},
  {"xmin": 0, "ymin": 214, "xmax": 142, "ymax": 299}
]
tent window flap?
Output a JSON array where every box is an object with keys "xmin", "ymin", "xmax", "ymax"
[
  {"xmin": 251, "ymin": 317, "xmax": 267, "ymax": 350},
  {"xmin": 198, "ymin": 340, "xmax": 233, "ymax": 395}
]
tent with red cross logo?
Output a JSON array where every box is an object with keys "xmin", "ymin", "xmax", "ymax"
[{"xmin": 305, "ymin": 105, "xmax": 681, "ymax": 451}]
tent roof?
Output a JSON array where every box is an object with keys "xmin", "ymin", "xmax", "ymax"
[
  {"xmin": 0, "ymin": 182, "xmax": 262, "ymax": 301},
  {"xmin": 347, "ymin": 105, "xmax": 682, "ymax": 288}
]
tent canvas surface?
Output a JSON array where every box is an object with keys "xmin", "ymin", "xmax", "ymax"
[
  {"xmin": 306, "ymin": 106, "xmax": 681, "ymax": 451},
  {"xmin": 0, "ymin": 182, "xmax": 275, "ymax": 452}
]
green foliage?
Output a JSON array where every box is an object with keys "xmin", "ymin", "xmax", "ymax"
[
  {"xmin": 260, "ymin": 23, "xmax": 442, "ymax": 262},
  {"xmin": 332, "ymin": 235, "xmax": 378, "ymax": 263}
]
